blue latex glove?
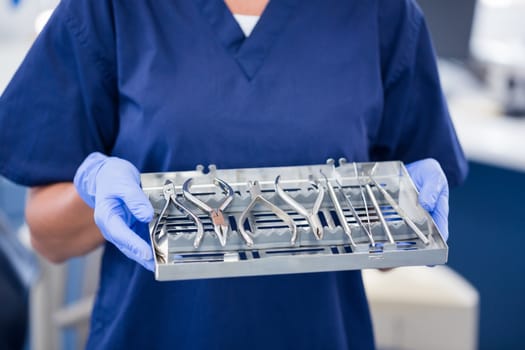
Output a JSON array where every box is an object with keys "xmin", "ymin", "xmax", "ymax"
[
  {"xmin": 74, "ymin": 152, "xmax": 155, "ymax": 270},
  {"xmin": 406, "ymin": 158, "xmax": 449, "ymax": 241}
]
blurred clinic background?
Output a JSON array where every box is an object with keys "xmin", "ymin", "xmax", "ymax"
[{"xmin": 1, "ymin": 0, "xmax": 524, "ymax": 349}]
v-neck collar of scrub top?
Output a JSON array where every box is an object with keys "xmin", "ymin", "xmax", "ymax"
[{"xmin": 196, "ymin": 0, "xmax": 300, "ymax": 80}]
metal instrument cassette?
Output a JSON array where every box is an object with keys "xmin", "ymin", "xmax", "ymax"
[{"xmin": 141, "ymin": 159, "xmax": 447, "ymax": 281}]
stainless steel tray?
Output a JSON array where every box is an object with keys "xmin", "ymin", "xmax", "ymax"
[{"xmin": 141, "ymin": 159, "xmax": 447, "ymax": 281}]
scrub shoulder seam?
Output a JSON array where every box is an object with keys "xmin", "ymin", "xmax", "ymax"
[
  {"xmin": 383, "ymin": 2, "xmax": 423, "ymax": 89},
  {"xmin": 61, "ymin": 3, "xmax": 116, "ymax": 87}
]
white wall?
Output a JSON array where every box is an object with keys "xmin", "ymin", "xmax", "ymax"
[
  {"xmin": 0, "ymin": 0, "xmax": 58, "ymax": 93},
  {"xmin": 0, "ymin": 0, "xmax": 40, "ymax": 42}
]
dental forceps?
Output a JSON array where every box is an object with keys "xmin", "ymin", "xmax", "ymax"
[
  {"xmin": 354, "ymin": 163, "xmax": 395, "ymax": 244},
  {"xmin": 319, "ymin": 170, "xmax": 357, "ymax": 247},
  {"xmin": 239, "ymin": 180, "xmax": 298, "ymax": 246},
  {"xmin": 150, "ymin": 180, "xmax": 205, "ymax": 263},
  {"xmin": 368, "ymin": 176, "xmax": 430, "ymax": 245},
  {"xmin": 330, "ymin": 159, "xmax": 376, "ymax": 245},
  {"xmin": 275, "ymin": 175, "xmax": 325, "ymax": 240},
  {"xmin": 183, "ymin": 177, "xmax": 234, "ymax": 247}
]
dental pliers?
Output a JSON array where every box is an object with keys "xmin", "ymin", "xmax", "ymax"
[
  {"xmin": 275, "ymin": 175, "xmax": 325, "ymax": 240},
  {"xmin": 183, "ymin": 177, "xmax": 234, "ymax": 247},
  {"xmin": 238, "ymin": 180, "xmax": 298, "ymax": 246},
  {"xmin": 150, "ymin": 179, "xmax": 205, "ymax": 263}
]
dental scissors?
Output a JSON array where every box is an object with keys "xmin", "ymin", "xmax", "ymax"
[{"xmin": 319, "ymin": 170, "xmax": 357, "ymax": 247}]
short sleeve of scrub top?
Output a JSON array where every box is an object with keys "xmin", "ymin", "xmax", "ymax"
[
  {"xmin": 0, "ymin": 0, "xmax": 118, "ymax": 186},
  {"xmin": 0, "ymin": 1, "xmax": 467, "ymax": 349},
  {"xmin": 370, "ymin": 0, "xmax": 468, "ymax": 185}
]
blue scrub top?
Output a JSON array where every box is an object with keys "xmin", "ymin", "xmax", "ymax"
[{"xmin": 0, "ymin": 0, "xmax": 467, "ymax": 349}]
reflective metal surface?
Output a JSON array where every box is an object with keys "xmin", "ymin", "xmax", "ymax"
[{"xmin": 141, "ymin": 160, "xmax": 447, "ymax": 281}]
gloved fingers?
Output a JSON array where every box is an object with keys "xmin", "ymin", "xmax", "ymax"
[
  {"xmin": 417, "ymin": 171, "xmax": 447, "ymax": 212},
  {"xmin": 406, "ymin": 159, "xmax": 448, "ymax": 212},
  {"xmin": 141, "ymin": 259, "xmax": 155, "ymax": 272},
  {"xmin": 105, "ymin": 217, "xmax": 154, "ymax": 270},
  {"xmin": 431, "ymin": 188, "xmax": 449, "ymax": 241},
  {"xmin": 97, "ymin": 158, "xmax": 154, "ymax": 224},
  {"xmin": 94, "ymin": 201, "xmax": 154, "ymax": 268},
  {"xmin": 405, "ymin": 161, "xmax": 423, "ymax": 188},
  {"xmin": 74, "ymin": 152, "xmax": 110, "ymax": 208},
  {"xmin": 118, "ymin": 187, "xmax": 154, "ymax": 224}
]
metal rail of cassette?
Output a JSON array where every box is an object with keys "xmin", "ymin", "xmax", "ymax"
[{"xmin": 142, "ymin": 160, "xmax": 446, "ymax": 281}]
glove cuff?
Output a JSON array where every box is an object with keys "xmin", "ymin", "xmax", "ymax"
[{"xmin": 73, "ymin": 152, "xmax": 108, "ymax": 208}]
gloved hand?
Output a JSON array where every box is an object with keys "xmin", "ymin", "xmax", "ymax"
[
  {"xmin": 406, "ymin": 158, "xmax": 449, "ymax": 241},
  {"xmin": 74, "ymin": 152, "xmax": 155, "ymax": 270}
]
